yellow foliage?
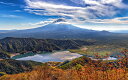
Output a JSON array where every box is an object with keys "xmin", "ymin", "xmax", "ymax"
[{"xmin": 0, "ymin": 65, "xmax": 128, "ymax": 80}]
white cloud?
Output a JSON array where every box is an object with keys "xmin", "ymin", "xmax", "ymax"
[
  {"xmin": 0, "ymin": 15, "xmax": 22, "ymax": 18},
  {"xmin": 14, "ymin": 10, "xmax": 22, "ymax": 12},
  {"xmin": 0, "ymin": 1, "xmax": 16, "ymax": 6},
  {"xmin": 25, "ymin": 0, "xmax": 85, "ymax": 9},
  {"xmin": 101, "ymin": 0, "xmax": 127, "ymax": 8},
  {"xmin": 80, "ymin": 17, "xmax": 128, "ymax": 24},
  {"xmin": 30, "ymin": 20, "xmax": 53, "ymax": 25},
  {"xmin": 70, "ymin": 0, "xmax": 85, "ymax": 5},
  {"xmin": 23, "ymin": 0, "xmax": 128, "ymax": 31},
  {"xmin": 24, "ymin": 0, "xmax": 127, "ymax": 21},
  {"xmin": 79, "ymin": 25, "xmax": 128, "ymax": 31},
  {"xmin": 83, "ymin": 0, "xmax": 101, "ymax": 5}
]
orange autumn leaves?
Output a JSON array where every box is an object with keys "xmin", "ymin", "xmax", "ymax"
[
  {"xmin": 0, "ymin": 49, "xmax": 128, "ymax": 80},
  {"xmin": 0, "ymin": 65, "xmax": 128, "ymax": 80}
]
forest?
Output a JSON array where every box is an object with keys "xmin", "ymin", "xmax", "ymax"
[{"xmin": 0, "ymin": 37, "xmax": 127, "ymax": 80}]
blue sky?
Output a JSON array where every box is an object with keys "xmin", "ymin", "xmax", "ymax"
[{"xmin": 0, "ymin": 0, "xmax": 128, "ymax": 31}]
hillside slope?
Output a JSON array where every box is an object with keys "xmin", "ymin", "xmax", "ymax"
[
  {"xmin": 0, "ymin": 37, "xmax": 93, "ymax": 59},
  {"xmin": 0, "ymin": 19, "xmax": 118, "ymax": 39},
  {"xmin": 0, "ymin": 59, "xmax": 42, "ymax": 74}
]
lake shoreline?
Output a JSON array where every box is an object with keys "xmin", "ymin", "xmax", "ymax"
[{"xmin": 12, "ymin": 51, "xmax": 82, "ymax": 63}]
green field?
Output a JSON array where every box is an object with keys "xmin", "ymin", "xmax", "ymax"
[{"xmin": 69, "ymin": 45, "xmax": 125, "ymax": 58}]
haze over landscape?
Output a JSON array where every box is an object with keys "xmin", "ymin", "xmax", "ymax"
[{"xmin": 0, "ymin": 0, "xmax": 128, "ymax": 80}]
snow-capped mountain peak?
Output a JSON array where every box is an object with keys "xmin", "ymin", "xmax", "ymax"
[{"xmin": 53, "ymin": 18, "xmax": 70, "ymax": 24}]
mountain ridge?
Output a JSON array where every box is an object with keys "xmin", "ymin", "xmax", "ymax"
[
  {"xmin": 0, "ymin": 19, "xmax": 126, "ymax": 39},
  {"xmin": 0, "ymin": 37, "xmax": 94, "ymax": 59}
]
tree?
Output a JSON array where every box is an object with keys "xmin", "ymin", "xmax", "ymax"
[{"xmin": 121, "ymin": 49, "xmax": 128, "ymax": 58}]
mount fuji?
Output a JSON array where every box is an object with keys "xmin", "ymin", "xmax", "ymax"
[{"xmin": 0, "ymin": 19, "xmax": 112, "ymax": 39}]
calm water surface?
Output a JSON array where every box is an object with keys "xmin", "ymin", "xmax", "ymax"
[{"xmin": 13, "ymin": 51, "xmax": 82, "ymax": 62}]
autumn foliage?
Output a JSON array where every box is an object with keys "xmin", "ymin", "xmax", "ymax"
[
  {"xmin": 0, "ymin": 57, "xmax": 128, "ymax": 80},
  {"xmin": 0, "ymin": 64, "xmax": 127, "ymax": 80},
  {"xmin": 0, "ymin": 50, "xmax": 128, "ymax": 80}
]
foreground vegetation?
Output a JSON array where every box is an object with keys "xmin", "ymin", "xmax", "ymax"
[
  {"xmin": 0, "ymin": 57, "xmax": 128, "ymax": 80},
  {"xmin": 0, "ymin": 59, "xmax": 42, "ymax": 74},
  {"xmin": 0, "ymin": 49, "xmax": 128, "ymax": 80}
]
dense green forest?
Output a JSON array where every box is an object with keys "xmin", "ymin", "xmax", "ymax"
[
  {"xmin": 0, "ymin": 37, "xmax": 93, "ymax": 59},
  {"xmin": 0, "ymin": 59, "xmax": 42, "ymax": 75},
  {"xmin": 0, "ymin": 37, "xmax": 128, "ymax": 59}
]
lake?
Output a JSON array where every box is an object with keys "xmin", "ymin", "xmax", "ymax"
[{"xmin": 13, "ymin": 51, "xmax": 82, "ymax": 62}]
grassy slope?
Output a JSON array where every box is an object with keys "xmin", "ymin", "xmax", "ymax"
[
  {"xmin": 69, "ymin": 38, "xmax": 128, "ymax": 57},
  {"xmin": 69, "ymin": 45, "xmax": 124, "ymax": 57}
]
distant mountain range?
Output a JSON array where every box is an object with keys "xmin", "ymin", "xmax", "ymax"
[
  {"xmin": 0, "ymin": 19, "xmax": 127, "ymax": 39},
  {"xmin": 112, "ymin": 30, "xmax": 128, "ymax": 33}
]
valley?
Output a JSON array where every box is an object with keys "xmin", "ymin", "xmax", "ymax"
[
  {"xmin": 0, "ymin": 37, "xmax": 93, "ymax": 59},
  {"xmin": 0, "ymin": 35, "xmax": 127, "ymax": 80},
  {"xmin": 0, "ymin": 37, "xmax": 127, "ymax": 79},
  {"xmin": 12, "ymin": 51, "xmax": 82, "ymax": 62},
  {"xmin": 1, "ymin": 0, "xmax": 128, "ymax": 79}
]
